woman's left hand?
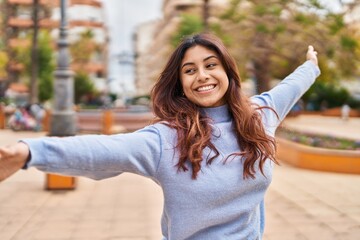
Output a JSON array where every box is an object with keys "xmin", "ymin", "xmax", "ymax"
[{"xmin": 306, "ymin": 45, "xmax": 318, "ymax": 66}]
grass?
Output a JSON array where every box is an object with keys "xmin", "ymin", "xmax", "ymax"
[{"xmin": 276, "ymin": 127, "xmax": 360, "ymax": 151}]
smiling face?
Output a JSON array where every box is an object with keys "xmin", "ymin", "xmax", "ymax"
[{"xmin": 180, "ymin": 45, "xmax": 229, "ymax": 108}]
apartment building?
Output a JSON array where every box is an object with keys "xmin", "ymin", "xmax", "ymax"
[
  {"xmin": 0, "ymin": 0, "xmax": 108, "ymax": 97},
  {"xmin": 134, "ymin": 0, "xmax": 228, "ymax": 95}
]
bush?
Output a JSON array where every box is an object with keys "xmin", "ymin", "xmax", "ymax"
[
  {"xmin": 302, "ymin": 81, "xmax": 351, "ymax": 110},
  {"xmin": 74, "ymin": 72, "xmax": 96, "ymax": 104}
]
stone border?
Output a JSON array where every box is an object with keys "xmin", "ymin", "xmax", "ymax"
[{"xmin": 276, "ymin": 137, "xmax": 360, "ymax": 174}]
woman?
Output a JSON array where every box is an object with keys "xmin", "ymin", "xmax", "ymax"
[{"xmin": 0, "ymin": 33, "xmax": 319, "ymax": 239}]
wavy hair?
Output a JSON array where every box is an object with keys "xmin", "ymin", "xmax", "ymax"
[{"xmin": 151, "ymin": 33, "xmax": 278, "ymax": 179}]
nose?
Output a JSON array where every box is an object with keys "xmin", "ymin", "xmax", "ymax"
[{"xmin": 197, "ymin": 67, "xmax": 210, "ymax": 82}]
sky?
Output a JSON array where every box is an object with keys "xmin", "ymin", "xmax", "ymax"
[{"xmin": 101, "ymin": 0, "xmax": 163, "ymax": 94}]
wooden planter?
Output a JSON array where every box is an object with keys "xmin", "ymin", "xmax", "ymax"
[{"xmin": 276, "ymin": 137, "xmax": 360, "ymax": 174}]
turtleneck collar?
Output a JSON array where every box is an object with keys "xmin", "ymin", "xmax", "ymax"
[{"xmin": 200, "ymin": 104, "xmax": 232, "ymax": 123}]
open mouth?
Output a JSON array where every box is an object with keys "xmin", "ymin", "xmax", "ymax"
[{"xmin": 196, "ymin": 84, "xmax": 216, "ymax": 92}]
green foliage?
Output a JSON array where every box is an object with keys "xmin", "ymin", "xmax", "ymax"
[
  {"xmin": 0, "ymin": 51, "xmax": 8, "ymax": 78},
  {"xmin": 210, "ymin": 23, "xmax": 233, "ymax": 47},
  {"xmin": 171, "ymin": 14, "xmax": 204, "ymax": 47},
  {"xmin": 37, "ymin": 31, "xmax": 54, "ymax": 102},
  {"xmin": 70, "ymin": 29, "xmax": 97, "ymax": 64},
  {"xmin": 294, "ymin": 13, "xmax": 316, "ymax": 26},
  {"xmin": 328, "ymin": 14, "xmax": 345, "ymax": 35},
  {"xmin": 219, "ymin": 0, "xmax": 360, "ymax": 93},
  {"xmin": 171, "ymin": 13, "xmax": 233, "ymax": 50},
  {"xmin": 255, "ymin": 23, "xmax": 269, "ymax": 33},
  {"xmin": 254, "ymin": 5, "xmax": 267, "ymax": 16},
  {"xmin": 341, "ymin": 35, "xmax": 358, "ymax": 51},
  {"xmin": 12, "ymin": 31, "xmax": 54, "ymax": 102},
  {"xmin": 13, "ymin": 42, "xmax": 29, "ymax": 70},
  {"xmin": 74, "ymin": 72, "xmax": 96, "ymax": 104},
  {"xmin": 308, "ymin": 0, "xmax": 323, "ymax": 9},
  {"xmin": 302, "ymin": 81, "xmax": 351, "ymax": 110}
]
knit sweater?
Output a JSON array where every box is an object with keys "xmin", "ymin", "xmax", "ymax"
[{"xmin": 23, "ymin": 61, "xmax": 320, "ymax": 240}]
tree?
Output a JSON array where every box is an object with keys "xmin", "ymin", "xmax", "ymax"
[
  {"xmin": 171, "ymin": 13, "xmax": 232, "ymax": 48},
  {"xmin": 70, "ymin": 29, "xmax": 98, "ymax": 71},
  {"xmin": 13, "ymin": 30, "xmax": 54, "ymax": 103},
  {"xmin": 37, "ymin": 31, "xmax": 54, "ymax": 102},
  {"xmin": 74, "ymin": 72, "xmax": 96, "ymax": 104},
  {"xmin": 171, "ymin": 14, "xmax": 204, "ymax": 47},
  {"xmin": 0, "ymin": 51, "xmax": 8, "ymax": 80},
  {"xmin": 220, "ymin": 0, "xmax": 360, "ymax": 93},
  {"xmin": 69, "ymin": 29, "xmax": 99, "ymax": 104}
]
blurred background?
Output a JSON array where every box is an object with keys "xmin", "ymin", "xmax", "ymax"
[
  {"xmin": 0, "ymin": 1, "xmax": 360, "ymax": 240},
  {"xmin": 0, "ymin": 0, "xmax": 359, "ymax": 112}
]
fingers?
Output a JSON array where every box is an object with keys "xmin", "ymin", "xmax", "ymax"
[
  {"xmin": 307, "ymin": 45, "xmax": 318, "ymax": 66},
  {"xmin": 308, "ymin": 45, "xmax": 317, "ymax": 55}
]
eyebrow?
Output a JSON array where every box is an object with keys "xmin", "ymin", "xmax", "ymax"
[{"xmin": 181, "ymin": 55, "xmax": 218, "ymax": 69}]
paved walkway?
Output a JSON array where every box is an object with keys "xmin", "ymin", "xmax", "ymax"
[{"xmin": 0, "ymin": 115, "xmax": 359, "ymax": 240}]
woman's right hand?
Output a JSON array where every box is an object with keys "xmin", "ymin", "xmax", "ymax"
[{"xmin": 0, "ymin": 142, "xmax": 30, "ymax": 181}]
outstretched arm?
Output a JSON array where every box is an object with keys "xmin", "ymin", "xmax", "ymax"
[
  {"xmin": 1, "ymin": 125, "xmax": 162, "ymax": 182},
  {"xmin": 0, "ymin": 142, "xmax": 30, "ymax": 181},
  {"xmin": 251, "ymin": 45, "xmax": 320, "ymax": 130}
]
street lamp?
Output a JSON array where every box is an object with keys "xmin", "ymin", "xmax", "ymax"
[
  {"xmin": 47, "ymin": 0, "xmax": 76, "ymax": 190},
  {"xmin": 50, "ymin": 0, "xmax": 76, "ymax": 136}
]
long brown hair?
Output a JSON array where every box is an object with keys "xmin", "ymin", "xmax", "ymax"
[{"xmin": 151, "ymin": 33, "xmax": 278, "ymax": 179}]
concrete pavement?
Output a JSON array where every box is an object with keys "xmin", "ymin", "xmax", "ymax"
[{"xmin": 0, "ymin": 115, "xmax": 359, "ymax": 240}]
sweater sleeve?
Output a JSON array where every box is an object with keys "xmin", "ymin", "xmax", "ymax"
[
  {"xmin": 21, "ymin": 125, "xmax": 162, "ymax": 181},
  {"xmin": 251, "ymin": 60, "xmax": 320, "ymax": 131}
]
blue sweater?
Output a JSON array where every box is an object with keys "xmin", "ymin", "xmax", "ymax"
[{"xmin": 24, "ymin": 61, "xmax": 320, "ymax": 240}]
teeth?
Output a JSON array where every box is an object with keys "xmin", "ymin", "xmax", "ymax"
[{"xmin": 197, "ymin": 85, "xmax": 215, "ymax": 92}]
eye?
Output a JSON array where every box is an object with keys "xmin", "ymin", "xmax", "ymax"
[
  {"xmin": 206, "ymin": 63, "xmax": 217, "ymax": 68},
  {"xmin": 184, "ymin": 68, "xmax": 196, "ymax": 74}
]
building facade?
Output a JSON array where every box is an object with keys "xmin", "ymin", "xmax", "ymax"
[{"xmin": 0, "ymin": 0, "xmax": 109, "ymax": 98}]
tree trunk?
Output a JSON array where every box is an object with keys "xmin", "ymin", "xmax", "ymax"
[
  {"xmin": 253, "ymin": 58, "xmax": 271, "ymax": 94},
  {"xmin": 203, "ymin": 0, "xmax": 209, "ymax": 32}
]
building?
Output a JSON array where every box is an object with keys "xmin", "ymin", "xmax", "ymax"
[
  {"xmin": 0, "ymin": 0, "xmax": 109, "ymax": 98},
  {"xmin": 134, "ymin": 0, "xmax": 229, "ymax": 95}
]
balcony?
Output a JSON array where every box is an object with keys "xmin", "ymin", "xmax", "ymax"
[
  {"xmin": 8, "ymin": 38, "xmax": 31, "ymax": 48},
  {"xmin": 69, "ymin": 20, "xmax": 103, "ymax": 28},
  {"xmin": 7, "ymin": 0, "xmax": 102, "ymax": 7},
  {"xmin": 71, "ymin": 62, "xmax": 105, "ymax": 73},
  {"xmin": 8, "ymin": 17, "xmax": 32, "ymax": 28},
  {"xmin": 8, "ymin": 61, "xmax": 24, "ymax": 72},
  {"xmin": 7, "ymin": 0, "xmax": 58, "ymax": 6},
  {"xmin": 71, "ymin": 0, "xmax": 102, "ymax": 8},
  {"xmin": 39, "ymin": 18, "xmax": 59, "ymax": 28},
  {"xmin": 8, "ymin": 17, "xmax": 105, "ymax": 29}
]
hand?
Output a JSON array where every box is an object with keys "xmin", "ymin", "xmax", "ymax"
[
  {"xmin": 306, "ymin": 45, "xmax": 318, "ymax": 66},
  {"xmin": 0, "ymin": 142, "xmax": 30, "ymax": 181}
]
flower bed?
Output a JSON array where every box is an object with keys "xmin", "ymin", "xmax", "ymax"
[
  {"xmin": 276, "ymin": 128, "xmax": 360, "ymax": 150},
  {"xmin": 275, "ymin": 128, "xmax": 360, "ymax": 174}
]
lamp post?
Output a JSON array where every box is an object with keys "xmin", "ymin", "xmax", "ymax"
[
  {"xmin": 47, "ymin": 0, "xmax": 76, "ymax": 190},
  {"xmin": 51, "ymin": 0, "xmax": 76, "ymax": 136}
]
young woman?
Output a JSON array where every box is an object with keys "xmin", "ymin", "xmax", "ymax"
[{"xmin": 0, "ymin": 33, "xmax": 319, "ymax": 240}]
